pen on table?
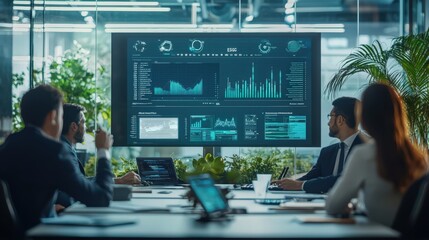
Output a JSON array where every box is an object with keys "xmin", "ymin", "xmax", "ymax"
[
  {"xmin": 278, "ymin": 166, "xmax": 289, "ymax": 180},
  {"xmin": 277, "ymin": 167, "xmax": 287, "ymax": 180},
  {"xmin": 282, "ymin": 167, "xmax": 289, "ymax": 179}
]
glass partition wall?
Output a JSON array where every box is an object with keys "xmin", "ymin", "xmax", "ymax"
[{"xmin": 5, "ymin": 0, "xmax": 426, "ymax": 179}]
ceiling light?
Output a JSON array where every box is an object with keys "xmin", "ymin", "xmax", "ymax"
[
  {"xmin": 285, "ymin": 15, "xmax": 295, "ymax": 24},
  {"xmin": 285, "ymin": 8, "xmax": 295, "ymax": 15},
  {"xmin": 241, "ymin": 23, "xmax": 344, "ymax": 33},
  {"xmin": 0, "ymin": 23, "xmax": 13, "ymax": 28},
  {"xmin": 105, "ymin": 23, "xmax": 197, "ymax": 29},
  {"xmin": 105, "ymin": 28, "xmax": 231, "ymax": 33},
  {"xmin": 13, "ymin": 23, "xmax": 95, "ymax": 32},
  {"xmin": 84, "ymin": 16, "xmax": 94, "ymax": 23},
  {"xmin": 14, "ymin": 1, "xmax": 159, "ymax": 6},
  {"xmin": 284, "ymin": 0, "xmax": 296, "ymax": 9},
  {"xmin": 13, "ymin": 6, "xmax": 170, "ymax": 12},
  {"xmin": 245, "ymin": 15, "xmax": 254, "ymax": 22}
]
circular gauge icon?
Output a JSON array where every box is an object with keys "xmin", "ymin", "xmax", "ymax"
[
  {"xmin": 159, "ymin": 40, "xmax": 173, "ymax": 52},
  {"xmin": 286, "ymin": 41, "xmax": 301, "ymax": 53},
  {"xmin": 189, "ymin": 39, "xmax": 204, "ymax": 53},
  {"xmin": 258, "ymin": 40, "xmax": 272, "ymax": 54},
  {"xmin": 133, "ymin": 40, "xmax": 146, "ymax": 53}
]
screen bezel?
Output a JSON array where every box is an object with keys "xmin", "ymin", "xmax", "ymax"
[{"xmin": 112, "ymin": 32, "xmax": 321, "ymax": 147}]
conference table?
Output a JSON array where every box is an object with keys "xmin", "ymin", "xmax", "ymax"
[{"xmin": 27, "ymin": 185, "xmax": 399, "ymax": 239}]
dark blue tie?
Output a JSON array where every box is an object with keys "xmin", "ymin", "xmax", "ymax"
[{"xmin": 337, "ymin": 142, "xmax": 345, "ymax": 174}]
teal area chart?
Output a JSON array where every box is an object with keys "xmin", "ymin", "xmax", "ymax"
[{"xmin": 151, "ymin": 63, "xmax": 218, "ymax": 97}]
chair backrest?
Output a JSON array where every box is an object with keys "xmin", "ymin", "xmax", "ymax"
[
  {"xmin": 0, "ymin": 179, "xmax": 22, "ymax": 239},
  {"xmin": 392, "ymin": 173, "xmax": 429, "ymax": 239},
  {"xmin": 409, "ymin": 173, "xmax": 429, "ymax": 238}
]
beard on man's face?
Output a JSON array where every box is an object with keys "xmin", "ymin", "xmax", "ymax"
[
  {"xmin": 329, "ymin": 124, "xmax": 339, "ymax": 138},
  {"xmin": 74, "ymin": 130, "xmax": 84, "ymax": 144}
]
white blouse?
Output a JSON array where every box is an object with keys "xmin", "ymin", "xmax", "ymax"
[{"xmin": 325, "ymin": 140, "xmax": 403, "ymax": 227}]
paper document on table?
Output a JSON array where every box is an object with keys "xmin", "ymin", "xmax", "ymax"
[
  {"xmin": 109, "ymin": 202, "xmax": 170, "ymax": 212},
  {"xmin": 132, "ymin": 187, "xmax": 152, "ymax": 193},
  {"xmin": 283, "ymin": 193, "xmax": 326, "ymax": 200},
  {"xmin": 42, "ymin": 215, "xmax": 137, "ymax": 227},
  {"xmin": 270, "ymin": 201, "xmax": 325, "ymax": 210},
  {"xmin": 66, "ymin": 202, "xmax": 170, "ymax": 213},
  {"xmin": 295, "ymin": 216, "xmax": 356, "ymax": 224}
]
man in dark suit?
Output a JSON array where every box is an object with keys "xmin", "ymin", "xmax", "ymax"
[
  {"xmin": 0, "ymin": 85, "xmax": 114, "ymax": 231},
  {"xmin": 273, "ymin": 97, "xmax": 366, "ymax": 194},
  {"xmin": 56, "ymin": 103, "xmax": 140, "ymax": 209}
]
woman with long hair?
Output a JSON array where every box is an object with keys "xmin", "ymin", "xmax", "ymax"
[{"xmin": 326, "ymin": 83, "xmax": 428, "ymax": 226}]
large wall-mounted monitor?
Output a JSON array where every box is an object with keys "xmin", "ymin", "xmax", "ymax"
[{"xmin": 112, "ymin": 32, "xmax": 320, "ymax": 147}]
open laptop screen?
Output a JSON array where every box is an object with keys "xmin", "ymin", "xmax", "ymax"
[{"xmin": 136, "ymin": 157, "xmax": 178, "ymax": 185}]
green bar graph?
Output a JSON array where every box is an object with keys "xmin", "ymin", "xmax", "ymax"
[{"xmin": 224, "ymin": 63, "xmax": 282, "ymax": 99}]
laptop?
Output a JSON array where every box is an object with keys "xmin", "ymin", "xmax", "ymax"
[
  {"xmin": 188, "ymin": 174, "xmax": 230, "ymax": 219},
  {"xmin": 136, "ymin": 157, "xmax": 178, "ymax": 185}
]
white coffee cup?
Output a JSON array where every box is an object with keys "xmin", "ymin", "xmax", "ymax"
[
  {"xmin": 257, "ymin": 174, "xmax": 272, "ymax": 183},
  {"xmin": 253, "ymin": 180, "xmax": 268, "ymax": 198}
]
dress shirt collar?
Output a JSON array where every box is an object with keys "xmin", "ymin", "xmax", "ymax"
[
  {"xmin": 60, "ymin": 135, "xmax": 73, "ymax": 148},
  {"xmin": 342, "ymin": 130, "xmax": 360, "ymax": 148},
  {"xmin": 60, "ymin": 135, "xmax": 78, "ymax": 159},
  {"xmin": 26, "ymin": 125, "xmax": 59, "ymax": 142}
]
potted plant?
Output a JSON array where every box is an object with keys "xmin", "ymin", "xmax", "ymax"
[
  {"xmin": 12, "ymin": 41, "xmax": 110, "ymax": 132},
  {"xmin": 325, "ymin": 29, "xmax": 429, "ymax": 147},
  {"xmin": 173, "ymin": 159, "xmax": 188, "ymax": 183},
  {"xmin": 227, "ymin": 148, "xmax": 313, "ymax": 184},
  {"xmin": 84, "ymin": 156, "xmax": 138, "ymax": 178},
  {"xmin": 173, "ymin": 149, "xmax": 314, "ymax": 184},
  {"xmin": 184, "ymin": 153, "xmax": 240, "ymax": 184},
  {"xmin": 12, "ymin": 43, "xmax": 113, "ymax": 177}
]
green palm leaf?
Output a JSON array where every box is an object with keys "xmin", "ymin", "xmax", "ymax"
[
  {"xmin": 325, "ymin": 29, "xmax": 429, "ymax": 147},
  {"xmin": 325, "ymin": 41, "xmax": 391, "ymax": 97}
]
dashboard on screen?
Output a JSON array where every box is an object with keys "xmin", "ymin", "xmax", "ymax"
[{"xmin": 112, "ymin": 32, "xmax": 320, "ymax": 147}]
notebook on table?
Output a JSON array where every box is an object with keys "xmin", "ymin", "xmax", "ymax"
[{"xmin": 136, "ymin": 157, "xmax": 178, "ymax": 185}]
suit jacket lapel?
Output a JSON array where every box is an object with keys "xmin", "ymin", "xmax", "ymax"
[
  {"xmin": 326, "ymin": 144, "xmax": 340, "ymax": 174},
  {"xmin": 78, "ymin": 159, "xmax": 86, "ymax": 176},
  {"xmin": 345, "ymin": 134, "xmax": 363, "ymax": 160}
]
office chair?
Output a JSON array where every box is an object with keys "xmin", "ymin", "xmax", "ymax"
[
  {"xmin": 392, "ymin": 173, "xmax": 429, "ymax": 239},
  {"xmin": 0, "ymin": 179, "xmax": 23, "ymax": 240}
]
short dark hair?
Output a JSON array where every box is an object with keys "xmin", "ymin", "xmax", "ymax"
[
  {"xmin": 62, "ymin": 103, "xmax": 86, "ymax": 135},
  {"xmin": 20, "ymin": 84, "xmax": 63, "ymax": 128},
  {"xmin": 332, "ymin": 96, "xmax": 359, "ymax": 129}
]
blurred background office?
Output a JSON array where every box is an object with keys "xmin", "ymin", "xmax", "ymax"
[{"xmin": 0, "ymin": 0, "xmax": 428, "ymax": 179}]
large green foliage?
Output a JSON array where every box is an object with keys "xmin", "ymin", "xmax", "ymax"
[
  {"xmin": 11, "ymin": 43, "xmax": 122, "ymax": 177},
  {"xmin": 84, "ymin": 156, "xmax": 138, "ymax": 177},
  {"xmin": 12, "ymin": 73, "xmax": 25, "ymax": 131},
  {"xmin": 173, "ymin": 159, "xmax": 188, "ymax": 182},
  {"xmin": 85, "ymin": 149, "xmax": 314, "ymax": 182},
  {"xmin": 325, "ymin": 30, "xmax": 429, "ymax": 147},
  {"xmin": 174, "ymin": 149, "xmax": 313, "ymax": 184},
  {"xmin": 227, "ymin": 148, "xmax": 312, "ymax": 184},
  {"xmin": 183, "ymin": 153, "xmax": 240, "ymax": 183},
  {"xmin": 12, "ymin": 42, "xmax": 110, "ymax": 132},
  {"xmin": 47, "ymin": 45, "xmax": 110, "ymax": 131}
]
